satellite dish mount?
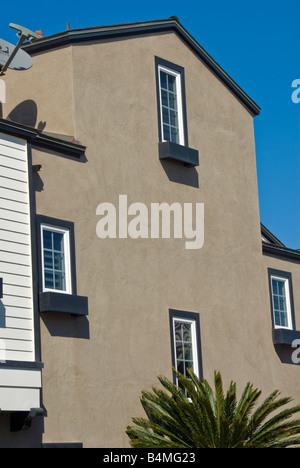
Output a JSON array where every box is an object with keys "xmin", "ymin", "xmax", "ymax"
[{"xmin": 0, "ymin": 23, "xmax": 40, "ymax": 76}]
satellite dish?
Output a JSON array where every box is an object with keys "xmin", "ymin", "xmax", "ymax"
[
  {"xmin": 0, "ymin": 23, "xmax": 40, "ymax": 76},
  {"xmin": 0, "ymin": 37, "xmax": 33, "ymax": 71}
]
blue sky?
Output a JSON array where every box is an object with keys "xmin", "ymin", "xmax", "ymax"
[{"xmin": 0, "ymin": 0, "xmax": 299, "ymax": 248}]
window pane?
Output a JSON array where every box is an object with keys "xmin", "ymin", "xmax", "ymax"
[
  {"xmin": 170, "ymin": 109, "xmax": 178, "ymax": 127},
  {"xmin": 161, "ymin": 89, "xmax": 168, "ymax": 107},
  {"xmin": 54, "ymin": 252, "xmax": 64, "ymax": 271},
  {"xmin": 278, "ymin": 281, "xmax": 285, "ymax": 296},
  {"xmin": 163, "ymin": 125, "xmax": 170, "ymax": 141},
  {"xmin": 53, "ymin": 231, "xmax": 64, "ymax": 252},
  {"xmin": 44, "ymin": 270, "xmax": 54, "ymax": 289},
  {"xmin": 168, "ymin": 74, "xmax": 176, "ymax": 93},
  {"xmin": 162, "ymin": 106, "xmax": 169, "ymax": 124},
  {"xmin": 182, "ymin": 323, "xmax": 192, "ymax": 342},
  {"xmin": 43, "ymin": 250, "xmax": 53, "ymax": 269},
  {"xmin": 174, "ymin": 321, "xmax": 182, "ymax": 341},
  {"xmin": 272, "ymin": 279, "xmax": 278, "ymax": 294},
  {"xmin": 279, "ymin": 296, "xmax": 286, "ymax": 311},
  {"xmin": 274, "ymin": 311, "xmax": 280, "ymax": 326},
  {"xmin": 168, "ymin": 93, "xmax": 178, "ymax": 111},
  {"xmin": 176, "ymin": 343, "xmax": 183, "ymax": 361},
  {"xmin": 171, "ymin": 127, "xmax": 179, "ymax": 144},
  {"xmin": 160, "ymin": 71, "xmax": 167, "ymax": 90},
  {"xmin": 184, "ymin": 344, "xmax": 193, "ymax": 362},
  {"xmin": 55, "ymin": 271, "xmax": 65, "ymax": 291},
  {"xmin": 281, "ymin": 313, "xmax": 288, "ymax": 328},
  {"xmin": 43, "ymin": 230, "xmax": 52, "ymax": 250}
]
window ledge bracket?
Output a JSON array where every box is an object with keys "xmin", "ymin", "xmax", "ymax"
[
  {"xmin": 39, "ymin": 291, "xmax": 88, "ymax": 317},
  {"xmin": 272, "ymin": 328, "xmax": 300, "ymax": 346},
  {"xmin": 159, "ymin": 141, "xmax": 199, "ymax": 167}
]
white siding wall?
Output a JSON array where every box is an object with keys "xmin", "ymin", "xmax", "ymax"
[
  {"xmin": 0, "ymin": 133, "xmax": 41, "ymax": 411},
  {"xmin": 0, "ymin": 133, "xmax": 35, "ymax": 363}
]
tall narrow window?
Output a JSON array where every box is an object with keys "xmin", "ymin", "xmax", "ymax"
[
  {"xmin": 174, "ymin": 318, "xmax": 197, "ymax": 378},
  {"xmin": 40, "ymin": 223, "xmax": 72, "ymax": 294},
  {"xmin": 268, "ymin": 269, "xmax": 295, "ymax": 331},
  {"xmin": 159, "ymin": 67, "xmax": 183, "ymax": 144},
  {"xmin": 169, "ymin": 309, "xmax": 202, "ymax": 388},
  {"xmin": 271, "ymin": 277, "xmax": 291, "ymax": 329},
  {"xmin": 155, "ymin": 57, "xmax": 188, "ymax": 147}
]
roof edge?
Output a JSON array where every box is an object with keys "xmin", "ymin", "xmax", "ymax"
[
  {"xmin": 0, "ymin": 119, "xmax": 86, "ymax": 157},
  {"xmin": 262, "ymin": 242, "xmax": 300, "ymax": 263},
  {"xmin": 22, "ymin": 17, "xmax": 261, "ymax": 117},
  {"xmin": 261, "ymin": 222, "xmax": 286, "ymax": 247}
]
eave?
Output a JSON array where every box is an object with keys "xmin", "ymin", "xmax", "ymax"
[
  {"xmin": 0, "ymin": 118, "xmax": 86, "ymax": 158},
  {"xmin": 22, "ymin": 17, "xmax": 261, "ymax": 117},
  {"xmin": 262, "ymin": 242, "xmax": 300, "ymax": 263}
]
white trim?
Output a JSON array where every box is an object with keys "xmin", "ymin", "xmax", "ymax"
[
  {"xmin": 40, "ymin": 223, "xmax": 72, "ymax": 294},
  {"xmin": 158, "ymin": 64, "xmax": 185, "ymax": 145},
  {"xmin": 271, "ymin": 275, "xmax": 292, "ymax": 330}
]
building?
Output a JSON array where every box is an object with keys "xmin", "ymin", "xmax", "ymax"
[{"xmin": 0, "ymin": 17, "xmax": 298, "ymax": 447}]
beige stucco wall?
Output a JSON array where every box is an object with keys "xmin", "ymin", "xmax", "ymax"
[
  {"xmin": 2, "ymin": 46, "xmax": 75, "ymax": 136},
  {"xmin": 1, "ymin": 31, "xmax": 299, "ymax": 447}
]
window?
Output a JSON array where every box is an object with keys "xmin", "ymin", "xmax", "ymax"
[
  {"xmin": 268, "ymin": 269, "xmax": 295, "ymax": 330},
  {"xmin": 158, "ymin": 66, "xmax": 184, "ymax": 145},
  {"xmin": 41, "ymin": 224, "xmax": 71, "ymax": 294},
  {"xmin": 155, "ymin": 57, "xmax": 199, "ymax": 167},
  {"xmin": 37, "ymin": 215, "xmax": 77, "ymax": 296},
  {"xmin": 155, "ymin": 57, "xmax": 188, "ymax": 146},
  {"xmin": 36, "ymin": 215, "xmax": 88, "ymax": 317},
  {"xmin": 169, "ymin": 309, "xmax": 203, "ymax": 387}
]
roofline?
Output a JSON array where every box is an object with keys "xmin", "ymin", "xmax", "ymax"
[
  {"xmin": 0, "ymin": 119, "xmax": 86, "ymax": 157},
  {"xmin": 22, "ymin": 17, "xmax": 261, "ymax": 117},
  {"xmin": 262, "ymin": 242, "xmax": 300, "ymax": 263},
  {"xmin": 261, "ymin": 222, "xmax": 285, "ymax": 247}
]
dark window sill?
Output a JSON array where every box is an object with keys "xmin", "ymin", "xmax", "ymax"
[
  {"xmin": 39, "ymin": 292, "xmax": 88, "ymax": 317},
  {"xmin": 159, "ymin": 141, "xmax": 199, "ymax": 167},
  {"xmin": 272, "ymin": 328, "xmax": 300, "ymax": 346}
]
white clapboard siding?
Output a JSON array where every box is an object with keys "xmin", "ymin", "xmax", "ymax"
[
  {"xmin": 0, "ymin": 316, "xmax": 32, "ymax": 330},
  {"xmin": 0, "ymin": 133, "xmax": 35, "ymax": 363},
  {"xmin": 0, "ymin": 186, "xmax": 29, "ymax": 203},
  {"xmin": 0, "ymin": 175, "xmax": 28, "ymax": 193},
  {"xmin": 0, "ymin": 155, "xmax": 28, "ymax": 171},
  {"xmin": 4, "ymin": 305, "xmax": 33, "ymax": 319},
  {"xmin": 0, "ymin": 272, "xmax": 32, "ymax": 288},
  {"xmin": 0, "ymin": 198, "xmax": 29, "ymax": 214}
]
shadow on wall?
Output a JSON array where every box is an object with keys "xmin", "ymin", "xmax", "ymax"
[
  {"xmin": 160, "ymin": 159, "xmax": 199, "ymax": 188},
  {"xmin": 41, "ymin": 312, "xmax": 90, "ymax": 340},
  {"xmin": 274, "ymin": 344, "xmax": 300, "ymax": 366},
  {"xmin": 6, "ymin": 99, "xmax": 46, "ymax": 131}
]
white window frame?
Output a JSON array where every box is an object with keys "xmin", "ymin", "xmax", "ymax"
[
  {"xmin": 172, "ymin": 316, "xmax": 199, "ymax": 382},
  {"xmin": 158, "ymin": 64, "xmax": 185, "ymax": 146},
  {"xmin": 40, "ymin": 223, "xmax": 72, "ymax": 294},
  {"xmin": 270, "ymin": 275, "xmax": 293, "ymax": 330}
]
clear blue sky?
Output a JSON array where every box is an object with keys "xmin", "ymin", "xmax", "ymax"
[{"xmin": 0, "ymin": 0, "xmax": 299, "ymax": 248}]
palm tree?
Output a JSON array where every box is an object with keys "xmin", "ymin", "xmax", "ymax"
[{"xmin": 126, "ymin": 369, "xmax": 300, "ymax": 448}]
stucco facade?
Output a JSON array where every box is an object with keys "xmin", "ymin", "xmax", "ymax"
[{"xmin": 0, "ymin": 18, "xmax": 298, "ymax": 447}]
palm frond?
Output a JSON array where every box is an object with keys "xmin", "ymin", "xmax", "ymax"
[{"xmin": 126, "ymin": 369, "xmax": 300, "ymax": 448}]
